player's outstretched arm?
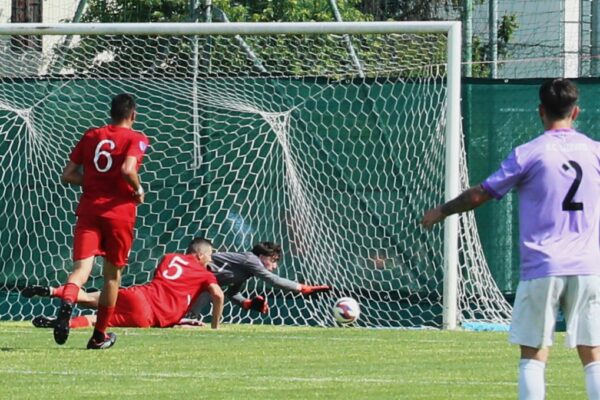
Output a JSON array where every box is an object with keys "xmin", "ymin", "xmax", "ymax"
[
  {"xmin": 251, "ymin": 264, "xmax": 301, "ymax": 293},
  {"xmin": 249, "ymin": 260, "xmax": 331, "ymax": 296},
  {"xmin": 421, "ymin": 184, "xmax": 492, "ymax": 230},
  {"xmin": 207, "ymin": 283, "xmax": 224, "ymax": 329},
  {"xmin": 298, "ymin": 284, "xmax": 331, "ymax": 295},
  {"xmin": 61, "ymin": 161, "xmax": 83, "ymax": 186}
]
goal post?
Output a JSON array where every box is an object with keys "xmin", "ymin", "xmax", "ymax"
[
  {"xmin": 443, "ymin": 22, "xmax": 462, "ymax": 330},
  {"xmin": 0, "ymin": 21, "xmax": 509, "ymax": 329}
]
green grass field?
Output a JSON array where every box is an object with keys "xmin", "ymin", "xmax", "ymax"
[{"xmin": 0, "ymin": 322, "xmax": 588, "ymax": 399}]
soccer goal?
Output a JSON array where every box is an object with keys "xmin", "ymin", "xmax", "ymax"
[{"xmin": 0, "ymin": 22, "xmax": 511, "ymax": 329}]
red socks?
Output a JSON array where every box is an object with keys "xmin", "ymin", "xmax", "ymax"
[
  {"xmin": 69, "ymin": 316, "xmax": 92, "ymax": 329},
  {"xmin": 94, "ymin": 305, "xmax": 115, "ymax": 339},
  {"xmin": 62, "ymin": 283, "xmax": 80, "ymax": 304}
]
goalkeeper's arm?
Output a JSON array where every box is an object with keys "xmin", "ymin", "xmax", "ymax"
[
  {"xmin": 225, "ymin": 284, "xmax": 269, "ymax": 314},
  {"xmin": 248, "ymin": 261, "xmax": 331, "ymax": 295},
  {"xmin": 226, "ymin": 283, "xmax": 246, "ymax": 308},
  {"xmin": 241, "ymin": 295, "xmax": 269, "ymax": 314},
  {"xmin": 297, "ymin": 283, "xmax": 331, "ymax": 295}
]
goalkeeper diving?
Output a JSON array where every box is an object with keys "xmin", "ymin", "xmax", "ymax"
[{"xmin": 186, "ymin": 241, "xmax": 331, "ymax": 318}]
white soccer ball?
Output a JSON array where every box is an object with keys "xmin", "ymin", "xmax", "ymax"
[{"xmin": 332, "ymin": 297, "xmax": 360, "ymax": 325}]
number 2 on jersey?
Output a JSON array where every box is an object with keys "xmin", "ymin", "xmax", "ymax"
[{"xmin": 562, "ymin": 160, "xmax": 584, "ymax": 211}]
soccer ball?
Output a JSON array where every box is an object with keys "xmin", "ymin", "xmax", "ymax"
[{"xmin": 332, "ymin": 297, "xmax": 360, "ymax": 325}]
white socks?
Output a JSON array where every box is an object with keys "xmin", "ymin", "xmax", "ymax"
[
  {"xmin": 518, "ymin": 358, "xmax": 600, "ymax": 399},
  {"xmin": 585, "ymin": 361, "xmax": 600, "ymax": 400},
  {"xmin": 519, "ymin": 359, "xmax": 546, "ymax": 400}
]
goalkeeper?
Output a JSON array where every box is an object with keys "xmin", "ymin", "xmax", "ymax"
[{"xmin": 187, "ymin": 241, "xmax": 330, "ymax": 317}]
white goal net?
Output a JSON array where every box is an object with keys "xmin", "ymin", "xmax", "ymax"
[{"xmin": 0, "ymin": 22, "xmax": 511, "ymax": 328}]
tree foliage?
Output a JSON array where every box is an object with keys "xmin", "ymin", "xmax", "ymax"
[
  {"xmin": 471, "ymin": 14, "xmax": 519, "ymax": 77},
  {"xmin": 52, "ymin": 0, "xmax": 515, "ymax": 79},
  {"xmin": 80, "ymin": 0, "xmax": 190, "ymax": 22},
  {"xmin": 219, "ymin": 0, "xmax": 370, "ymax": 22},
  {"xmin": 358, "ymin": 0, "xmax": 488, "ymax": 21}
]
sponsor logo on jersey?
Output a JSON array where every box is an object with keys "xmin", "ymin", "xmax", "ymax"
[{"xmin": 208, "ymin": 262, "xmax": 228, "ymax": 273}]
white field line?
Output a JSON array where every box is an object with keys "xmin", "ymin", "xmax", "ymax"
[
  {"xmin": 0, "ymin": 368, "xmax": 393, "ymax": 384},
  {"xmin": 0, "ymin": 367, "xmax": 526, "ymax": 387},
  {"xmin": 0, "ymin": 328, "xmax": 507, "ymax": 344}
]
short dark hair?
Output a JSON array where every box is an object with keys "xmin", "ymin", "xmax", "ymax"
[
  {"xmin": 186, "ymin": 237, "xmax": 212, "ymax": 255},
  {"xmin": 251, "ymin": 241, "xmax": 282, "ymax": 259},
  {"xmin": 110, "ymin": 93, "xmax": 136, "ymax": 122},
  {"xmin": 539, "ymin": 78, "xmax": 579, "ymax": 120}
]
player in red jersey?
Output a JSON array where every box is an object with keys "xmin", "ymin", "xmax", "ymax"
[
  {"xmin": 57, "ymin": 93, "xmax": 149, "ymax": 349},
  {"xmin": 26, "ymin": 238, "xmax": 224, "ymax": 330}
]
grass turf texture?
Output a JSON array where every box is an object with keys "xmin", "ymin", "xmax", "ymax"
[{"xmin": 0, "ymin": 322, "xmax": 587, "ymax": 399}]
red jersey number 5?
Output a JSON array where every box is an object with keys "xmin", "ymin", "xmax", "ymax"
[
  {"xmin": 162, "ymin": 256, "xmax": 189, "ymax": 281},
  {"xmin": 93, "ymin": 139, "xmax": 116, "ymax": 173}
]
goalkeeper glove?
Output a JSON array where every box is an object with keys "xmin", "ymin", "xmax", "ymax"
[
  {"xmin": 241, "ymin": 295, "xmax": 269, "ymax": 314},
  {"xmin": 299, "ymin": 284, "xmax": 331, "ymax": 295}
]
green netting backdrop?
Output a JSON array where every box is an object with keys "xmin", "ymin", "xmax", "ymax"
[
  {"xmin": 2, "ymin": 77, "xmax": 596, "ymax": 321},
  {"xmin": 0, "ymin": 77, "xmax": 444, "ymax": 324}
]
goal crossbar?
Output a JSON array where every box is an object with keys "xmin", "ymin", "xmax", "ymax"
[{"xmin": 0, "ymin": 21, "xmax": 459, "ymax": 36}]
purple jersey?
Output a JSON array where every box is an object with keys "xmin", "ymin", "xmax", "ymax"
[{"xmin": 482, "ymin": 128, "xmax": 600, "ymax": 280}]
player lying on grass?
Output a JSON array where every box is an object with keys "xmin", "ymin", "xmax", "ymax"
[
  {"xmin": 186, "ymin": 241, "xmax": 330, "ymax": 318},
  {"xmin": 24, "ymin": 237, "xmax": 224, "ymax": 330}
]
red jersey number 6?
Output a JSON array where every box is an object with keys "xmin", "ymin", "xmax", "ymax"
[{"xmin": 93, "ymin": 139, "xmax": 116, "ymax": 173}]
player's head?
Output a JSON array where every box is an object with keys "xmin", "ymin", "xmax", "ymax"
[
  {"xmin": 539, "ymin": 78, "xmax": 579, "ymax": 123},
  {"xmin": 251, "ymin": 241, "xmax": 281, "ymax": 271},
  {"xmin": 110, "ymin": 93, "xmax": 136, "ymax": 125},
  {"xmin": 186, "ymin": 237, "xmax": 214, "ymax": 266}
]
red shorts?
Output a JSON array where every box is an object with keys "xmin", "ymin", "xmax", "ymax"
[
  {"xmin": 73, "ymin": 214, "xmax": 135, "ymax": 267},
  {"xmin": 110, "ymin": 287, "xmax": 156, "ymax": 328}
]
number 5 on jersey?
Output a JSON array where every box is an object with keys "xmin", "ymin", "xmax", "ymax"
[{"xmin": 162, "ymin": 256, "xmax": 189, "ymax": 280}]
